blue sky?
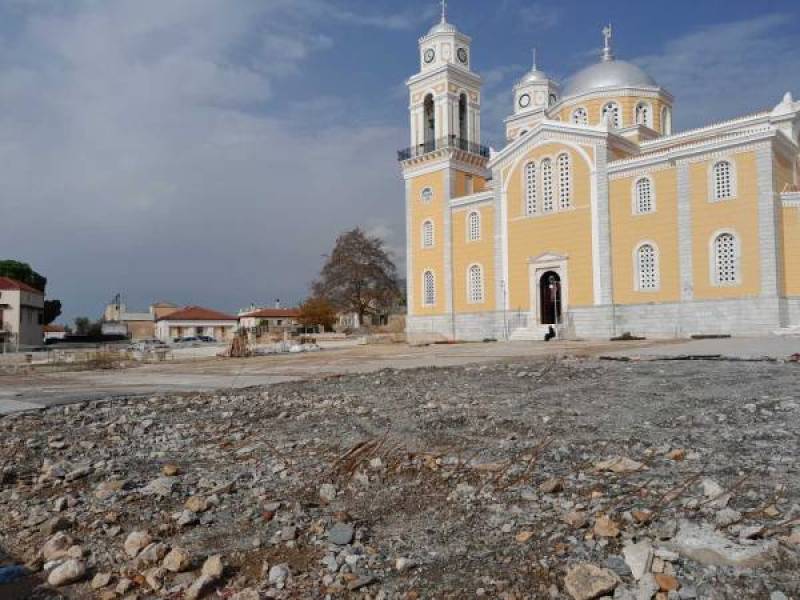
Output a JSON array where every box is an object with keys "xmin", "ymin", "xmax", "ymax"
[{"xmin": 1, "ymin": 0, "xmax": 799, "ymax": 322}]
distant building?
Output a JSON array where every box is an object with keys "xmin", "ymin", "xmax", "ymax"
[
  {"xmin": 102, "ymin": 299, "xmax": 178, "ymax": 340},
  {"xmin": 155, "ymin": 305, "xmax": 238, "ymax": 342},
  {"xmin": 42, "ymin": 324, "xmax": 68, "ymax": 342},
  {"xmin": 238, "ymin": 304, "xmax": 300, "ymax": 335},
  {"xmin": 0, "ymin": 276, "xmax": 44, "ymax": 348}
]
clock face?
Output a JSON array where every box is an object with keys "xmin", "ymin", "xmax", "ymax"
[
  {"xmin": 549, "ymin": 93, "xmax": 558, "ymax": 106},
  {"xmin": 457, "ymin": 48, "xmax": 468, "ymax": 64},
  {"xmin": 424, "ymin": 48, "xmax": 435, "ymax": 64},
  {"xmin": 518, "ymin": 93, "xmax": 531, "ymax": 108}
]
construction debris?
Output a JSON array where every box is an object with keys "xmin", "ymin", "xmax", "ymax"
[{"xmin": 0, "ymin": 357, "xmax": 798, "ymax": 598}]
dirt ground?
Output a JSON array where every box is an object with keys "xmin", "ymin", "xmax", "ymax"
[
  {"xmin": 1, "ymin": 354, "xmax": 798, "ymax": 599},
  {"xmin": 0, "ymin": 339, "xmax": 665, "ymax": 414}
]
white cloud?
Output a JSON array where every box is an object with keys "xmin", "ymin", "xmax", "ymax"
[
  {"xmin": 634, "ymin": 14, "xmax": 800, "ymax": 129},
  {"xmin": 518, "ymin": 2, "xmax": 560, "ymax": 30},
  {"xmin": 0, "ymin": 0, "xmax": 408, "ymax": 319}
]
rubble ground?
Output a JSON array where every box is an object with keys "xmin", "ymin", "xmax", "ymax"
[{"xmin": 1, "ymin": 356, "xmax": 798, "ymax": 600}]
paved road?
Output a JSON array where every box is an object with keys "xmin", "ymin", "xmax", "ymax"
[
  {"xmin": 0, "ymin": 339, "xmax": 662, "ymax": 415},
  {"xmin": 602, "ymin": 335, "xmax": 800, "ymax": 360}
]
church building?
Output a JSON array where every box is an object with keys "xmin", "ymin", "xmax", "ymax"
[{"xmin": 399, "ymin": 8, "xmax": 800, "ymax": 340}]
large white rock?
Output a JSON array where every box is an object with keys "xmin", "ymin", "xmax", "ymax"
[
  {"xmin": 667, "ymin": 520, "xmax": 777, "ymax": 568},
  {"xmin": 202, "ymin": 555, "xmax": 224, "ymax": 579},
  {"xmin": 622, "ymin": 540, "xmax": 653, "ymax": 581},
  {"xmin": 163, "ymin": 547, "xmax": 192, "ymax": 572},
  {"xmin": 563, "ymin": 563, "xmax": 620, "ymax": 600},
  {"xmin": 124, "ymin": 530, "xmax": 152, "ymax": 558},
  {"xmin": 47, "ymin": 559, "xmax": 86, "ymax": 586}
]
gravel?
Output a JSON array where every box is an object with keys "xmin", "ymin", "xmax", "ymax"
[{"xmin": 1, "ymin": 356, "xmax": 798, "ymax": 599}]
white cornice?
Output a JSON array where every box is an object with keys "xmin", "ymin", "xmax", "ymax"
[
  {"xmin": 782, "ymin": 192, "xmax": 800, "ymax": 208},
  {"xmin": 407, "ymin": 64, "xmax": 482, "ymax": 88},
  {"xmin": 450, "ymin": 191, "xmax": 494, "ymax": 208},
  {"xmin": 418, "ymin": 29, "xmax": 472, "ymax": 45},
  {"xmin": 608, "ymin": 129, "xmax": 780, "ymax": 174},
  {"xmin": 640, "ymin": 111, "xmax": 771, "ymax": 152},
  {"xmin": 400, "ymin": 153, "xmax": 491, "ymax": 180}
]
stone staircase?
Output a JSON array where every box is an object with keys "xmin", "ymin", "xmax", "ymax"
[{"xmin": 509, "ymin": 324, "xmax": 556, "ymax": 342}]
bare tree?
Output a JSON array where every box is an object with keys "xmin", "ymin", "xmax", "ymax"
[{"xmin": 312, "ymin": 228, "xmax": 400, "ymax": 324}]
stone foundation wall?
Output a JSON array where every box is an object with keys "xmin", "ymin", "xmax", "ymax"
[{"xmin": 408, "ymin": 296, "xmax": 799, "ymax": 342}]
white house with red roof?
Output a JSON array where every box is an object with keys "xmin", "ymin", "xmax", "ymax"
[
  {"xmin": 238, "ymin": 305, "xmax": 301, "ymax": 333},
  {"xmin": 154, "ymin": 305, "xmax": 238, "ymax": 342},
  {"xmin": 0, "ymin": 276, "xmax": 45, "ymax": 348}
]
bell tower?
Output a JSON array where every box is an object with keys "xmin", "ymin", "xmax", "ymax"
[
  {"xmin": 407, "ymin": 1, "xmax": 482, "ymax": 150},
  {"xmin": 505, "ymin": 50, "xmax": 560, "ymax": 140},
  {"xmin": 398, "ymin": 2, "xmax": 491, "ymax": 339}
]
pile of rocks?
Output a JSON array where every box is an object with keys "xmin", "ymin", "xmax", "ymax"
[{"xmin": 0, "ymin": 357, "xmax": 798, "ymax": 598}]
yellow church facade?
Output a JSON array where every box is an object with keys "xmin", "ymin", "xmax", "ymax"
[{"xmin": 399, "ymin": 12, "xmax": 800, "ymax": 340}]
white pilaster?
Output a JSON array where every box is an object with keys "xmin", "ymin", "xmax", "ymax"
[
  {"xmin": 405, "ymin": 178, "xmax": 415, "ymax": 316},
  {"xmin": 443, "ymin": 167, "xmax": 454, "ymax": 320},
  {"xmin": 593, "ymin": 144, "xmax": 613, "ymax": 305},
  {"xmin": 676, "ymin": 160, "xmax": 694, "ymax": 300},
  {"xmin": 756, "ymin": 142, "xmax": 781, "ymax": 297}
]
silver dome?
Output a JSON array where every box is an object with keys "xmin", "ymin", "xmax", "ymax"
[
  {"xmin": 517, "ymin": 68, "xmax": 549, "ymax": 85},
  {"xmin": 563, "ymin": 59, "xmax": 657, "ymax": 97},
  {"xmin": 427, "ymin": 19, "xmax": 458, "ymax": 35}
]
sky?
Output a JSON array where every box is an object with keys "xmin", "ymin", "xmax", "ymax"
[{"xmin": 1, "ymin": 0, "xmax": 799, "ymax": 322}]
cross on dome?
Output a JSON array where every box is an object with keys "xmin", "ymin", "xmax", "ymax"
[{"xmin": 601, "ymin": 24, "xmax": 614, "ymax": 62}]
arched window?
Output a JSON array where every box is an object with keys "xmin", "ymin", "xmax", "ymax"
[
  {"xmin": 635, "ymin": 102, "xmax": 652, "ymax": 127},
  {"xmin": 571, "ymin": 107, "xmax": 588, "ymax": 125},
  {"xmin": 557, "ymin": 153, "xmax": 571, "ymax": 209},
  {"xmin": 661, "ymin": 106, "xmax": 672, "ymax": 135},
  {"xmin": 423, "ymin": 93, "xmax": 435, "ymax": 149},
  {"xmin": 458, "ymin": 93, "xmax": 468, "ymax": 142},
  {"xmin": 635, "ymin": 243, "xmax": 659, "ymax": 291},
  {"xmin": 421, "ymin": 220, "xmax": 434, "ymax": 248},
  {"xmin": 634, "ymin": 177, "xmax": 655, "ymax": 214},
  {"xmin": 422, "ymin": 270, "xmax": 436, "ymax": 306},
  {"xmin": 712, "ymin": 160, "xmax": 735, "ymax": 200},
  {"xmin": 602, "ymin": 102, "xmax": 621, "ymax": 128},
  {"xmin": 468, "ymin": 264, "xmax": 484, "ymax": 303},
  {"xmin": 524, "ymin": 161, "xmax": 537, "ymax": 215},
  {"xmin": 420, "ymin": 187, "xmax": 433, "ymax": 203},
  {"xmin": 712, "ymin": 232, "xmax": 739, "ymax": 285},
  {"xmin": 541, "ymin": 158, "xmax": 554, "ymax": 212},
  {"xmin": 467, "ymin": 210, "xmax": 481, "ymax": 241}
]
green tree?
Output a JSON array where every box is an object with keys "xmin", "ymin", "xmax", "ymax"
[
  {"xmin": 312, "ymin": 228, "xmax": 400, "ymax": 323},
  {"xmin": 74, "ymin": 317, "xmax": 91, "ymax": 336},
  {"xmin": 0, "ymin": 260, "xmax": 47, "ymax": 291},
  {"xmin": 298, "ymin": 297, "xmax": 337, "ymax": 331},
  {"xmin": 43, "ymin": 300, "xmax": 62, "ymax": 325}
]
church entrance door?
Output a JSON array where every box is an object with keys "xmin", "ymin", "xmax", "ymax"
[{"xmin": 539, "ymin": 271, "xmax": 562, "ymax": 325}]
